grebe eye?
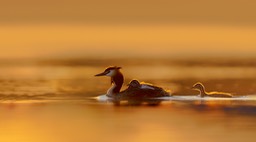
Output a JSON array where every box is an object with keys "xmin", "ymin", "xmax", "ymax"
[{"xmin": 105, "ymin": 70, "xmax": 110, "ymax": 74}]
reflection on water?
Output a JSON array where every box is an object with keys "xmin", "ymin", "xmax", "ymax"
[
  {"xmin": 0, "ymin": 101, "xmax": 256, "ymax": 142},
  {"xmin": 0, "ymin": 59, "xmax": 256, "ymax": 142}
]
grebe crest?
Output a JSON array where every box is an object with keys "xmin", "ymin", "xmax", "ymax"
[
  {"xmin": 95, "ymin": 66, "xmax": 122, "ymax": 77},
  {"xmin": 192, "ymin": 82, "xmax": 232, "ymax": 98}
]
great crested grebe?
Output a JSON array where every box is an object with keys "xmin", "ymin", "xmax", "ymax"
[
  {"xmin": 192, "ymin": 82, "xmax": 233, "ymax": 98},
  {"xmin": 95, "ymin": 66, "xmax": 170, "ymax": 100}
]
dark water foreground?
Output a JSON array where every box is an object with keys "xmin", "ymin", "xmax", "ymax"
[
  {"xmin": 0, "ymin": 59, "xmax": 256, "ymax": 142},
  {"xmin": 1, "ymin": 98, "xmax": 256, "ymax": 142}
]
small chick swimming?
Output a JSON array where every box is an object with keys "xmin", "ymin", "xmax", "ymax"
[
  {"xmin": 192, "ymin": 82, "xmax": 233, "ymax": 98},
  {"xmin": 95, "ymin": 66, "xmax": 170, "ymax": 101}
]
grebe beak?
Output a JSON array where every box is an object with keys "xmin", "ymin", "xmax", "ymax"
[{"xmin": 95, "ymin": 71, "xmax": 108, "ymax": 76}]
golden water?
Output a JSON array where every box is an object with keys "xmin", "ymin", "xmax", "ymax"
[{"xmin": 0, "ymin": 59, "xmax": 256, "ymax": 142}]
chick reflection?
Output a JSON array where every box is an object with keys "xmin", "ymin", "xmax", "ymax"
[{"xmin": 95, "ymin": 66, "xmax": 170, "ymax": 105}]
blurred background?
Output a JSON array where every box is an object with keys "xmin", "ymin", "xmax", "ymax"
[{"xmin": 0, "ymin": 0, "xmax": 256, "ymax": 60}]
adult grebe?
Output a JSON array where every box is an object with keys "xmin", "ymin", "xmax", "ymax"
[
  {"xmin": 95, "ymin": 66, "xmax": 170, "ymax": 100},
  {"xmin": 192, "ymin": 82, "xmax": 233, "ymax": 98}
]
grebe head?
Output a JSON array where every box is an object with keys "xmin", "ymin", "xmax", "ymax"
[
  {"xmin": 95, "ymin": 66, "xmax": 124, "ymax": 96},
  {"xmin": 192, "ymin": 83, "xmax": 206, "ymax": 98},
  {"xmin": 95, "ymin": 66, "xmax": 121, "ymax": 77},
  {"xmin": 128, "ymin": 79, "xmax": 141, "ymax": 88},
  {"xmin": 192, "ymin": 82, "xmax": 204, "ymax": 91}
]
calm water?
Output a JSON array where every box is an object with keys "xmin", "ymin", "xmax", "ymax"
[{"xmin": 0, "ymin": 59, "xmax": 256, "ymax": 142}]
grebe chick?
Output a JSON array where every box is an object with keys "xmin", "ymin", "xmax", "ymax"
[
  {"xmin": 128, "ymin": 80, "xmax": 155, "ymax": 90},
  {"xmin": 192, "ymin": 82, "xmax": 233, "ymax": 98},
  {"xmin": 95, "ymin": 67, "xmax": 170, "ymax": 100}
]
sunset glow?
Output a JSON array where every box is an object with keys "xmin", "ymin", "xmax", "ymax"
[
  {"xmin": 0, "ymin": 24, "xmax": 255, "ymax": 59},
  {"xmin": 1, "ymin": 1, "xmax": 256, "ymax": 142},
  {"xmin": 0, "ymin": 0, "xmax": 255, "ymax": 59}
]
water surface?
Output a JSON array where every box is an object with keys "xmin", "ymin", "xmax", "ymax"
[{"xmin": 0, "ymin": 59, "xmax": 256, "ymax": 142}]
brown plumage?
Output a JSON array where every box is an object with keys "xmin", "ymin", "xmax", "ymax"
[{"xmin": 95, "ymin": 66, "xmax": 170, "ymax": 101}]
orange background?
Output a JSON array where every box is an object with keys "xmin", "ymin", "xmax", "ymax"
[{"xmin": 0, "ymin": 0, "xmax": 255, "ymax": 59}]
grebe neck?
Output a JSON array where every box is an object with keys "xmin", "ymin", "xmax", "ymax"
[
  {"xmin": 107, "ymin": 71, "xmax": 124, "ymax": 96},
  {"xmin": 199, "ymin": 85, "xmax": 207, "ymax": 97}
]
